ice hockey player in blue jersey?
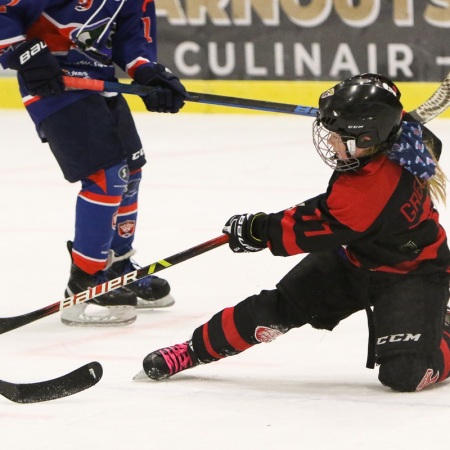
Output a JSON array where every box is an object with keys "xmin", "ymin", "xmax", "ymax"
[{"xmin": 0, "ymin": 0, "xmax": 187, "ymax": 326}]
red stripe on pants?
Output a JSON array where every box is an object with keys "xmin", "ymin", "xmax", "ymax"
[
  {"xmin": 222, "ymin": 307, "xmax": 253, "ymax": 352},
  {"xmin": 202, "ymin": 323, "xmax": 223, "ymax": 359},
  {"xmin": 438, "ymin": 331, "xmax": 450, "ymax": 382}
]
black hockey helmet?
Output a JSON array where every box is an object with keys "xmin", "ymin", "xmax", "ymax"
[{"xmin": 317, "ymin": 73, "xmax": 403, "ymax": 148}]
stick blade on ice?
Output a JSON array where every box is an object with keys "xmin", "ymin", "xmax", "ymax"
[{"xmin": 0, "ymin": 361, "xmax": 103, "ymax": 404}]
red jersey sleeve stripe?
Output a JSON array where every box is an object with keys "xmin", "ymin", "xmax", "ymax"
[
  {"xmin": 280, "ymin": 208, "xmax": 303, "ymax": 255},
  {"xmin": 127, "ymin": 58, "xmax": 151, "ymax": 78}
]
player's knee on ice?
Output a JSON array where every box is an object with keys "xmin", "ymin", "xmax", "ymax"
[{"xmin": 378, "ymin": 354, "xmax": 431, "ymax": 392}]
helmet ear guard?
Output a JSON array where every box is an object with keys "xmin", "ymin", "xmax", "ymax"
[{"xmin": 344, "ymin": 137, "xmax": 356, "ymax": 156}]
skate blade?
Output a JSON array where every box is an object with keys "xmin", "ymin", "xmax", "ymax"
[
  {"xmin": 61, "ymin": 304, "xmax": 137, "ymax": 326},
  {"xmin": 136, "ymin": 294, "xmax": 175, "ymax": 309},
  {"xmin": 133, "ymin": 370, "xmax": 150, "ymax": 381}
]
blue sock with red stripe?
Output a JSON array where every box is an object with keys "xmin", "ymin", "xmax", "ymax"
[
  {"xmin": 72, "ymin": 161, "xmax": 129, "ymax": 274},
  {"xmin": 110, "ymin": 169, "xmax": 142, "ymax": 256}
]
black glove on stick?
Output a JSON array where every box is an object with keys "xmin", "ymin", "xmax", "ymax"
[
  {"xmin": 223, "ymin": 213, "xmax": 268, "ymax": 253},
  {"xmin": 134, "ymin": 64, "xmax": 187, "ymax": 113}
]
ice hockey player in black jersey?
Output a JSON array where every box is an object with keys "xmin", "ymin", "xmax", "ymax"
[{"xmin": 139, "ymin": 73, "xmax": 450, "ymax": 392}]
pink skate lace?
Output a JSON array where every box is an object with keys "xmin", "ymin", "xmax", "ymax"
[{"xmin": 160, "ymin": 342, "xmax": 195, "ymax": 375}]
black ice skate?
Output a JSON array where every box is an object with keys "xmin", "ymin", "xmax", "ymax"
[
  {"xmin": 108, "ymin": 250, "xmax": 175, "ymax": 309},
  {"xmin": 61, "ymin": 242, "xmax": 137, "ymax": 326},
  {"xmin": 137, "ymin": 341, "xmax": 200, "ymax": 380}
]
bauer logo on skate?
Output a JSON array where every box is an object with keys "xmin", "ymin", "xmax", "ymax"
[
  {"xmin": 61, "ymin": 271, "xmax": 138, "ymax": 309},
  {"xmin": 377, "ymin": 333, "xmax": 421, "ymax": 345}
]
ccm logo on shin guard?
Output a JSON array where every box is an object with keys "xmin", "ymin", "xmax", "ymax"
[{"xmin": 377, "ymin": 333, "xmax": 421, "ymax": 345}]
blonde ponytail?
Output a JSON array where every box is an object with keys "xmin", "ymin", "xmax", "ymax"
[{"xmin": 422, "ymin": 139, "xmax": 447, "ymax": 205}]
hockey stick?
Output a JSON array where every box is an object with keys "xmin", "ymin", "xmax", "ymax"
[
  {"xmin": 408, "ymin": 71, "xmax": 450, "ymax": 123},
  {"xmin": 0, "ymin": 235, "xmax": 229, "ymax": 335},
  {"xmin": 62, "ymin": 76, "xmax": 319, "ymax": 117},
  {"xmin": 0, "ymin": 361, "xmax": 102, "ymax": 403},
  {"xmin": 63, "ymin": 72, "xmax": 450, "ymax": 122}
]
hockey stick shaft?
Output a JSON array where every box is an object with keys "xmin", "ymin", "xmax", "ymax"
[
  {"xmin": 0, "ymin": 361, "xmax": 102, "ymax": 403},
  {"xmin": 0, "ymin": 235, "xmax": 229, "ymax": 334},
  {"xmin": 63, "ymin": 72, "xmax": 450, "ymax": 123},
  {"xmin": 62, "ymin": 76, "xmax": 319, "ymax": 117},
  {"xmin": 408, "ymin": 71, "xmax": 450, "ymax": 123}
]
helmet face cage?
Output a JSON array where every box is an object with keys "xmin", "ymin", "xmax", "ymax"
[{"xmin": 312, "ymin": 119, "xmax": 360, "ymax": 172}]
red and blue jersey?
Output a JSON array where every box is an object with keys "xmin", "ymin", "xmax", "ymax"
[{"xmin": 0, "ymin": 0, "xmax": 157, "ymax": 126}]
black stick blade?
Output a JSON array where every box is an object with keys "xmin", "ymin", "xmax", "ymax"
[{"xmin": 0, "ymin": 361, "xmax": 103, "ymax": 403}]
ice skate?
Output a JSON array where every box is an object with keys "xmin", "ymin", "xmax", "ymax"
[
  {"xmin": 61, "ymin": 243, "xmax": 137, "ymax": 326},
  {"xmin": 108, "ymin": 250, "xmax": 175, "ymax": 309},
  {"xmin": 139, "ymin": 341, "xmax": 199, "ymax": 380}
]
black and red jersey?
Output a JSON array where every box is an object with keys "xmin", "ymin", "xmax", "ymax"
[{"xmin": 261, "ymin": 153, "xmax": 450, "ymax": 274}]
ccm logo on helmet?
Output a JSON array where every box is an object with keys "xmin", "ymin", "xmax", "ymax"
[{"xmin": 377, "ymin": 333, "xmax": 421, "ymax": 345}]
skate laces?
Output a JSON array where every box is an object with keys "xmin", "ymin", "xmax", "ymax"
[
  {"xmin": 160, "ymin": 343, "xmax": 195, "ymax": 375},
  {"xmin": 120, "ymin": 258, "xmax": 156, "ymax": 288}
]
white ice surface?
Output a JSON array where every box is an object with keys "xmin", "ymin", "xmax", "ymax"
[{"xmin": 1, "ymin": 110, "xmax": 450, "ymax": 449}]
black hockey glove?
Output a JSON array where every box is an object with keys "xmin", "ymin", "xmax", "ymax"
[
  {"xmin": 223, "ymin": 213, "xmax": 268, "ymax": 253},
  {"xmin": 134, "ymin": 64, "xmax": 187, "ymax": 113},
  {"xmin": 7, "ymin": 39, "xmax": 64, "ymax": 96}
]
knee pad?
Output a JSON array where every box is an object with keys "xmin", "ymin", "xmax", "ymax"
[{"xmin": 378, "ymin": 354, "xmax": 434, "ymax": 392}]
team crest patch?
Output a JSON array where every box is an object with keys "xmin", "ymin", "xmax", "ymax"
[
  {"xmin": 118, "ymin": 220, "xmax": 135, "ymax": 238},
  {"xmin": 255, "ymin": 326, "xmax": 283, "ymax": 343},
  {"xmin": 75, "ymin": 0, "xmax": 94, "ymax": 12}
]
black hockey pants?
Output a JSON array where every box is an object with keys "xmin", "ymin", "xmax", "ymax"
[{"xmin": 191, "ymin": 251, "xmax": 450, "ymax": 391}]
